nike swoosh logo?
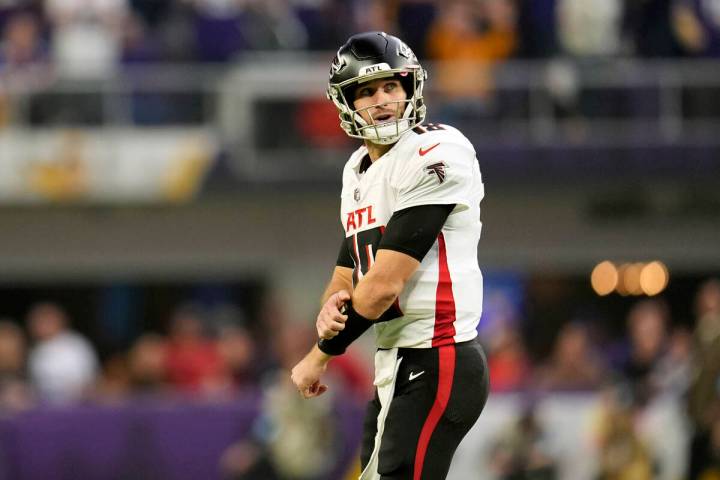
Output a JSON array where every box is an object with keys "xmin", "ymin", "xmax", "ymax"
[
  {"xmin": 408, "ymin": 370, "xmax": 425, "ymax": 381},
  {"xmin": 418, "ymin": 143, "xmax": 440, "ymax": 156}
]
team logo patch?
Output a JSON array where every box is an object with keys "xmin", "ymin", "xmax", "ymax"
[
  {"xmin": 354, "ymin": 188, "xmax": 361, "ymax": 201},
  {"xmin": 425, "ymin": 162, "xmax": 447, "ymax": 183}
]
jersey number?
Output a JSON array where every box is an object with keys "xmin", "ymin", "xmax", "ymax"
[
  {"xmin": 346, "ymin": 227, "xmax": 403, "ymax": 322},
  {"xmin": 416, "ymin": 122, "xmax": 446, "ymax": 133},
  {"xmin": 348, "ymin": 227, "xmax": 383, "ymax": 281}
]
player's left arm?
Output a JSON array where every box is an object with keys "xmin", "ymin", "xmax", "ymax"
[
  {"xmin": 351, "ymin": 249, "xmax": 418, "ymax": 318},
  {"xmin": 351, "ymin": 203, "xmax": 454, "ymax": 318},
  {"xmin": 315, "ymin": 203, "xmax": 454, "ymax": 357},
  {"xmin": 292, "ymin": 205, "xmax": 453, "ymax": 397}
]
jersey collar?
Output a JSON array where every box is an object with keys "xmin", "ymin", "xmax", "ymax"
[{"xmin": 351, "ymin": 130, "xmax": 413, "ymax": 174}]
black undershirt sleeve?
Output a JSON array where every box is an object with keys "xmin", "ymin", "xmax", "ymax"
[
  {"xmin": 336, "ymin": 236, "xmax": 355, "ymax": 268},
  {"xmin": 378, "ymin": 204, "xmax": 455, "ymax": 261},
  {"xmin": 319, "ymin": 204, "xmax": 454, "ymax": 356}
]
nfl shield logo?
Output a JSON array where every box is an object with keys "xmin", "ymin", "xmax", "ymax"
[{"xmin": 354, "ymin": 188, "xmax": 360, "ymax": 202}]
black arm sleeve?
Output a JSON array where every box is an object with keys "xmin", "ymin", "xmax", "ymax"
[
  {"xmin": 336, "ymin": 237, "xmax": 355, "ymax": 268},
  {"xmin": 377, "ymin": 204, "xmax": 455, "ymax": 261}
]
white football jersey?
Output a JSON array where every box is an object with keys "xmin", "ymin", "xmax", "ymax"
[{"xmin": 340, "ymin": 123, "xmax": 484, "ymax": 349}]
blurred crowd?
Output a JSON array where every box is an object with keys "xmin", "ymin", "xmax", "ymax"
[
  {"xmin": 0, "ymin": 277, "xmax": 718, "ymax": 478},
  {"xmin": 0, "ymin": 298, "xmax": 372, "ymax": 408},
  {"xmin": 1, "ymin": 0, "xmax": 719, "ymax": 73},
  {"xmin": 484, "ymin": 277, "xmax": 720, "ymax": 480},
  {"xmin": 1, "ymin": 0, "xmax": 719, "ymax": 87},
  {"xmin": 0, "ymin": 296, "xmax": 373, "ymax": 479},
  {"xmin": 1, "ymin": 0, "xmax": 719, "ymax": 129}
]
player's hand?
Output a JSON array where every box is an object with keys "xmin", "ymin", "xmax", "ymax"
[
  {"xmin": 291, "ymin": 346, "xmax": 330, "ymax": 399},
  {"xmin": 316, "ymin": 290, "xmax": 351, "ymax": 339}
]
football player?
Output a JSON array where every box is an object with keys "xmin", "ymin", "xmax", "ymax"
[{"xmin": 291, "ymin": 31, "xmax": 489, "ymax": 480}]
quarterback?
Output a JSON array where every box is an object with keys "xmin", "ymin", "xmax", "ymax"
[{"xmin": 291, "ymin": 31, "xmax": 489, "ymax": 480}]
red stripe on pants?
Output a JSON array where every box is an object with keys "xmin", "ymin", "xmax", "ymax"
[{"xmin": 413, "ymin": 345, "xmax": 456, "ymax": 480}]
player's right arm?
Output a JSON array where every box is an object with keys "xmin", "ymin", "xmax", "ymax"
[
  {"xmin": 291, "ymin": 243, "xmax": 354, "ymax": 399},
  {"xmin": 316, "ymin": 265, "xmax": 354, "ymax": 340},
  {"xmin": 320, "ymin": 266, "xmax": 353, "ymax": 305}
]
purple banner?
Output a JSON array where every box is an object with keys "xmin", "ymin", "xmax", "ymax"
[{"xmin": 0, "ymin": 395, "xmax": 364, "ymax": 480}]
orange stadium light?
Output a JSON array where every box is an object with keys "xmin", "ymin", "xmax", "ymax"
[
  {"xmin": 615, "ymin": 263, "xmax": 631, "ymax": 296},
  {"xmin": 623, "ymin": 262, "xmax": 645, "ymax": 296},
  {"xmin": 592, "ymin": 260, "xmax": 670, "ymax": 296},
  {"xmin": 591, "ymin": 261, "xmax": 618, "ymax": 296},
  {"xmin": 640, "ymin": 261, "xmax": 669, "ymax": 296}
]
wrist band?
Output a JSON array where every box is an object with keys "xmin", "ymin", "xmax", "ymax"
[{"xmin": 317, "ymin": 302, "xmax": 373, "ymax": 355}]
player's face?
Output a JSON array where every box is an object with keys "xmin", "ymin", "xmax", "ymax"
[{"xmin": 352, "ymin": 78, "xmax": 407, "ymax": 126}]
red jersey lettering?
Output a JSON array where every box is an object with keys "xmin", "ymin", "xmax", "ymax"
[
  {"xmin": 345, "ymin": 205, "xmax": 376, "ymax": 233},
  {"xmin": 346, "ymin": 211, "xmax": 357, "ymax": 231}
]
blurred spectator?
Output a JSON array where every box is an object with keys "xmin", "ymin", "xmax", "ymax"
[
  {"xmin": 353, "ymin": 0, "xmax": 394, "ymax": 35},
  {"xmin": 0, "ymin": 319, "xmax": 34, "ymax": 411},
  {"xmin": 164, "ymin": 304, "xmax": 227, "ymax": 394},
  {"xmin": 672, "ymin": 0, "xmax": 720, "ymax": 119},
  {"xmin": 290, "ymin": 0, "xmax": 354, "ymax": 51},
  {"xmin": 0, "ymin": 320, "xmax": 25, "ymax": 381},
  {"xmin": 672, "ymin": 0, "xmax": 720, "ymax": 56},
  {"xmin": 129, "ymin": 0, "xmax": 173, "ymax": 30},
  {"xmin": 623, "ymin": 0, "xmax": 684, "ymax": 57},
  {"xmin": 0, "ymin": 11, "xmax": 50, "ymax": 126},
  {"xmin": 554, "ymin": 0, "xmax": 634, "ymax": 122},
  {"xmin": 120, "ymin": 11, "xmax": 162, "ymax": 64},
  {"xmin": 488, "ymin": 404, "xmax": 558, "ymax": 480},
  {"xmin": 515, "ymin": 0, "xmax": 558, "ymax": 58},
  {"xmin": 36, "ymin": 0, "xmax": 129, "ymax": 124},
  {"xmin": 487, "ymin": 324, "xmax": 531, "ymax": 392},
  {"xmin": 151, "ymin": 0, "xmax": 196, "ymax": 61},
  {"xmin": 535, "ymin": 321, "xmax": 607, "ymax": 391},
  {"xmin": 241, "ymin": 0, "xmax": 308, "ymax": 51},
  {"xmin": 0, "ymin": 11, "xmax": 49, "ymax": 76},
  {"xmin": 425, "ymin": 0, "xmax": 517, "ymax": 121},
  {"xmin": 26, "ymin": 302, "xmax": 100, "ymax": 403},
  {"xmin": 696, "ymin": 417, "xmax": 720, "ymax": 479},
  {"xmin": 688, "ymin": 278, "xmax": 720, "ymax": 479},
  {"xmin": 392, "ymin": 0, "xmax": 437, "ymax": 59},
  {"xmin": 651, "ymin": 325, "xmax": 692, "ymax": 396},
  {"xmin": 45, "ymin": 0, "xmax": 129, "ymax": 79},
  {"xmin": 593, "ymin": 384, "xmax": 656, "ymax": 480},
  {"xmin": 127, "ymin": 333, "xmax": 169, "ymax": 394},
  {"xmin": 616, "ymin": 298, "xmax": 671, "ymax": 406},
  {"xmin": 192, "ymin": 0, "xmax": 247, "ymax": 62},
  {"xmin": 217, "ymin": 323, "xmax": 258, "ymax": 390},
  {"xmin": 556, "ymin": 0, "xmax": 623, "ymax": 57},
  {"xmin": 94, "ymin": 352, "xmax": 131, "ymax": 400}
]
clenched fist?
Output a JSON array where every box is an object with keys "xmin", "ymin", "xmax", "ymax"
[{"xmin": 316, "ymin": 290, "xmax": 351, "ymax": 339}]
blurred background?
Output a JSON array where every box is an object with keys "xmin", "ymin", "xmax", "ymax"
[{"xmin": 0, "ymin": 0, "xmax": 719, "ymax": 479}]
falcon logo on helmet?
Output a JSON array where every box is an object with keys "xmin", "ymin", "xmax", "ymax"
[
  {"xmin": 326, "ymin": 31, "xmax": 427, "ymax": 145},
  {"xmin": 330, "ymin": 56, "xmax": 347, "ymax": 75}
]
